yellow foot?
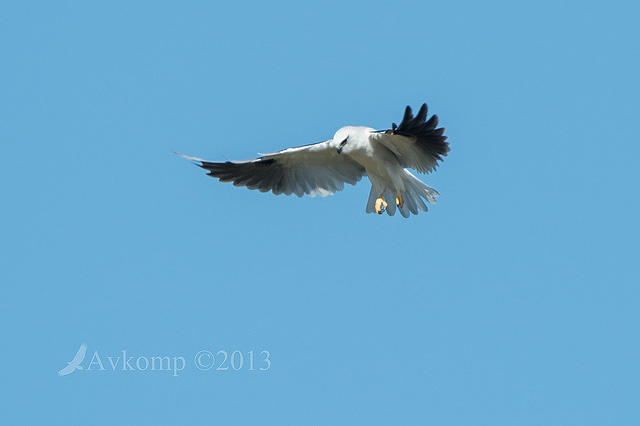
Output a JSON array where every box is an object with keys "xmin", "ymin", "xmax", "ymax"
[
  {"xmin": 395, "ymin": 192, "xmax": 404, "ymax": 208},
  {"xmin": 375, "ymin": 197, "xmax": 388, "ymax": 214}
]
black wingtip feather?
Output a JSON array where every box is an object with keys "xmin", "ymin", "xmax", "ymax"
[
  {"xmin": 415, "ymin": 103, "xmax": 428, "ymax": 123},
  {"xmin": 393, "ymin": 103, "xmax": 450, "ymax": 167},
  {"xmin": 402, "ymin": 106, "xmax": 413, "ymax": 124}
]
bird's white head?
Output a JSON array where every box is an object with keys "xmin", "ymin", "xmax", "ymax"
[{"xmin": 333, "ymin": 126, "xmax": 355, "ymax": 154}]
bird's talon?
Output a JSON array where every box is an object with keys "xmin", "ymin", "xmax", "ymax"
[
  {"xmin": 396, "ymin": 193, "xmax": 404, "ymax": 208},
  {"xmin": 375, "ymin": 197, "xmax": 388, "ymax": 214}
]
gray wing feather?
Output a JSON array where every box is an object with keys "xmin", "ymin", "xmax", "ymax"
[{"xmin": 180, "ymin": 141, "xmax": 365, "ymax": 197}]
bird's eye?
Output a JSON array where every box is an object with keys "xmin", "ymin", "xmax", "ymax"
[{"xmin": 340, "ymin": 137, "xmax": 348, "ymax": 147}]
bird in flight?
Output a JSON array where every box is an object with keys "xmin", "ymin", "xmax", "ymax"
[
  {"xmin": 58, "ymin": 343, "xmax": 87, "ymax": 376},
  {"xmin": 180, "ymin": 103, "xmax": 449, "ymax": 217}
]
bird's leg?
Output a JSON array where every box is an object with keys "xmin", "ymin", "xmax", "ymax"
[
  {"xmin": 395, "ymin": 192, "xmax": 404, "ymax": 208},
  {"xmin": 375, "ymin": 196, "xmax": 388, "ymax": 214}
]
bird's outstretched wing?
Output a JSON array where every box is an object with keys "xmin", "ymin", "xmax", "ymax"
[
  {"xmin": 58, "ymin": 343, "xmax": 87, "ymax": 376},
  {"xmin": 370, "ymin": 103, "xmax": 449, "ymax": 173},
  {"xmin": 180, "ymin": 141, "xmax": 365, "ymax": 197},
  {"xmin": 58, "ymin": 364, "xmax": 76, "ymax": 376},
  {"xmin": 71, "ymin": 343, "xmax": 87, "ymax": 364}
]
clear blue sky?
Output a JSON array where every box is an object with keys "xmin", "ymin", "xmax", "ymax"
[{"xmin": 2, "ymin": 0, "xmax": 639, "ymax": 424}]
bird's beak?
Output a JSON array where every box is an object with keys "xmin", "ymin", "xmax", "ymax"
[{"xmin": 336, "ymin": 147, "xmax": 343, "ymax": 154}]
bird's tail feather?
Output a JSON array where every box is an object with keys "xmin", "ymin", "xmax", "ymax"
[{"xmin": 366, "ymin": 170, "xmax": 439, "ymax": 217}]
